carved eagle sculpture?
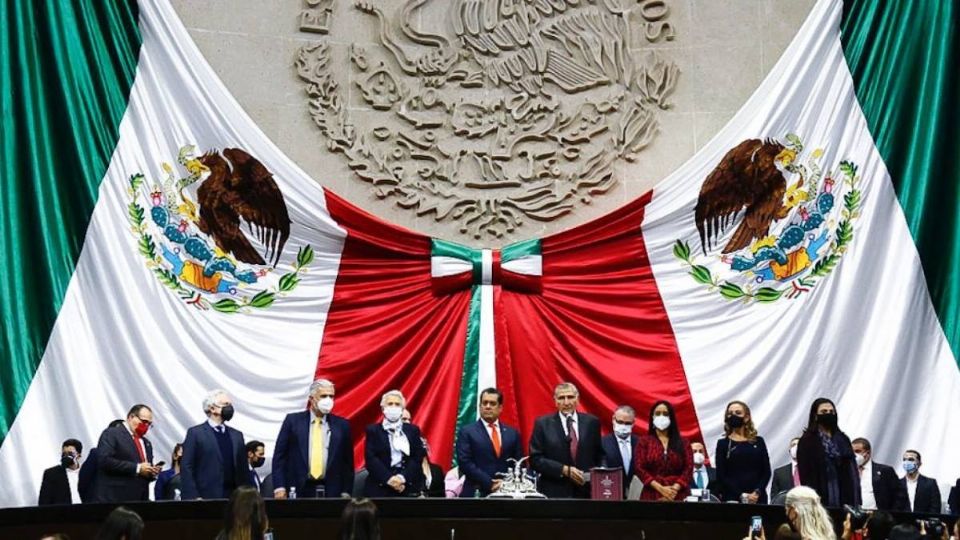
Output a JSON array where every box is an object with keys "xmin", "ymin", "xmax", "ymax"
[
  {"xmin": 196, "ymin": 148, "xmax": 291, "ymax": 267},
  {"xmin": 695, "ymin": 139, "xmax": 792, "ymax": 255}
]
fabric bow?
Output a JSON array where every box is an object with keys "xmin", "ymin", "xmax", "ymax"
[{"xmin": 430, "ymin": 238, "xmax": 542, "ymax": 294}]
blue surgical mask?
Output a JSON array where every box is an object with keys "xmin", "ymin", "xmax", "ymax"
[{"xmin": 903, "ymin": 460, "xmax": 918, "ymax": 473}]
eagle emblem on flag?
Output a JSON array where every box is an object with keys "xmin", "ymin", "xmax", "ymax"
[
  {"xmin": 126, "ymin": 145, "xmax": 314, "ymax": 313},
  {"xmin": 674, "ymin": 134, "xmax": 863, "ymax": 302}
]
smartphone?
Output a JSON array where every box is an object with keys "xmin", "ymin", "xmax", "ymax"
[
  {"xmin": 154, "ymin": 461, "xmax": 166, "ymax": 469},
  {"xmin": 750, "ymin": 515, "xmax": 763, "ymax": 539},
  {"xmin": 263, "ymin": 529, "xmax": 274, "ymax": 540}
]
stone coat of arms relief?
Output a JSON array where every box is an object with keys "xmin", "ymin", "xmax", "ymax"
[{"xmin": 296, "ymin": 0, "xmax": 679, "ymax": 239}]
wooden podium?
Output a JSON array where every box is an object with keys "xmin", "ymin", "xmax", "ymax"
[{"xmin": 589, "ymin": 467, "xmax": 623, "ymax": 500}]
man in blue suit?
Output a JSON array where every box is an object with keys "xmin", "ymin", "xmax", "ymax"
[
  {"xmin": 364, "ymin": 389, "xmax": 426, "ymax": 497},
  {"xmin": 456, "ymin": 387, "xmax": 522, "ymax": 497},
  {"xmin": 180, "ymin": 389, "xmax": 250, "ymax": 499},
  {"xmin": 272, "ymin": 379, "xmax": 354, "ymax": 498},
  {"xmin": 601, "ymin": 405, "xmax": 639, "ymax": 497}
]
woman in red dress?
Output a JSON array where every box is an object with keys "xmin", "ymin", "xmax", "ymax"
[{"xmin": 633, "ymin": 400, "xmax": 694, "ymax": 501}]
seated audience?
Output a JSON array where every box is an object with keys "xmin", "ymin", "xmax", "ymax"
[
  {"xmin": 783, "ymin": 486, "xmax": 836, "ymax": 540},
  {"xmin": 95, "ymin": 506, "xmax": 144, "ymax": 540},
  {"xmin": 215, "ymin": 486, "xmax": 269, "ymax": 540},
  {"xmin": 339, "ymin": 498, "xmax": 380, "ymax": 540}
]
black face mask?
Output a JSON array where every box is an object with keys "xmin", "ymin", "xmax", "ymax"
[
  {"xmin": 61, "ymin": 454, "xmax": 76, "ymax": 468},
  {"xmin": 816, "ymin": 412, "xmax": 838, "ymax": 429},
  {"xmin": 725, "ymin": 415, "xmax": 745, "ymax": 429},
  {"xmin": 252, "ymin": 457, "xmax": 265, "ymax": 468},
  {"xmin": 220, "ymin": 404, "xmax": 235, "ymax": 422}
]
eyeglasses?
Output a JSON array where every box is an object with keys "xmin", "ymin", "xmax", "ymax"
[{"xmin": 137, "ymin": 417, "xmax": 153, "ymax": 426}]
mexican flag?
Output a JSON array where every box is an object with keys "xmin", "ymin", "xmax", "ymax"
[{"xmin": 1, "ymin": 0, "xmax": 958, "ymax": 507}]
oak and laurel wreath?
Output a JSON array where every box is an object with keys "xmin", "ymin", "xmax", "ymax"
[
  {"xmin": 673, "ymin": 160, "xmax": 862, "ymax": 303},
  {"xmin": 126, "ymin": 173, "xmax": 313, "ymax": 313}
]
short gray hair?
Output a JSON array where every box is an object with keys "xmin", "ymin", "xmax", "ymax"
[
  {"xmin": 380, "ymin": 389, "xmax": 406, "ymax": 408},
  {"xmin": 309, "ymin": 379, "xmax": 335, "ymax": 397},
  {"xmin": 613, "ymin": 405, "xmax": 635, "ymax": 419},
  {"xmin": 553, "ymin": 382, "xmax": 579, "ymax": 398},
  {"xmin": 202, "ymin": 389, "xmax": 228, "ymax": 415}
]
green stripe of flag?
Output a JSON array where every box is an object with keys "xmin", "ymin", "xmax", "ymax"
[
  {"xmin": 841, "ymin": 0, "xmax": 960, "ymax": 361},
  {"xmin": 0, "ymin": 0, "xmax": 141, "ymax": 443},
  {"xmin": 451, "ymin": 284, "xmax": 482, "ymax": 467}
]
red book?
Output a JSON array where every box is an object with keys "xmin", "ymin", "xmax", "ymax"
[{"xmin": 590, "ymin": 467, "xmax": 623, "ymax": 500}]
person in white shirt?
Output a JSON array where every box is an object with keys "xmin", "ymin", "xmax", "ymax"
[
  {"xmin": 899, "ymin": 449, "xmax": 941, "ymax": 514},
  {"xmin": 851, "ymin": 437, "xmax": 907, "ymax": 511},
  {"xmin": 38, "ymin": 438, "xmax": 83, "ymax": 505}
]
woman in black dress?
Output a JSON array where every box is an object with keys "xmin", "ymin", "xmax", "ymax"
[
  {"xmin": 796, "ymin": 397, "xmax": 859, "ymax": 507},
  {"xmin": 714, "ymin": 400, "xmax": 771, "ymax": 503}
]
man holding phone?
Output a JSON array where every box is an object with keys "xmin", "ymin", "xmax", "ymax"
[{"xmin": 94, "ymin": 404, "xmax": 161, "ymax": 502}]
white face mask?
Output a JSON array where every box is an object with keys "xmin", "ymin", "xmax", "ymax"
[
  {"xmin": 383, "ymin": 405, "xmax": 403, "ymax": 423},
  {"xmin": 613, "ymin": 423, "xmax": 632, "ymax": 438},
  {"xmin": 653, "ymin": 415, "xmax": 671, "ymax": 431},
  {"xmin": 315, "ymin": 396, "xmax": 334, "ymax": 415},
  {"xmin": 693, "ymin": 452, "xmax": 705, "ymax": 466},
  {"xmin": 789, "ymin": 445, "xmax": 798, "ymax": 461},
  {"xmin": 855, "ymin": 453, "xmax": 867, "ymax": 467}
]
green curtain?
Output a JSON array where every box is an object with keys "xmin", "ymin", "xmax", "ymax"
[
  {"xmin": 0, "ymin": 0, "xmax": 141, "ymax": 443},
  {"xmin": 841, "ymin": 1, "xmax": 960, "ymax": 361}
]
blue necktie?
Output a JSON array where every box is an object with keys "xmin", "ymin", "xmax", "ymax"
[{"xmin": 697, "ymin": 469, "xmax": 705, "ymax": 489}]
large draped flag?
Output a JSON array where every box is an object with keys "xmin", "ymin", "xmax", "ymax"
[{"xmin": 1, "ymin": 0, "xmax": 958, "ymax": 507}]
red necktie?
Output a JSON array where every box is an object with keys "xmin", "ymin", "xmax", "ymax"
[
  {"xmin": 133, "ymin": 434, "xmax": 146, "ymax": 462},
  {"xmin": 567, "ymin": 416, "xmax": 578, "ymax": 462},
  {"xmin": 488, "ymin": 423, "xmax": 501, "ymax": 458}
]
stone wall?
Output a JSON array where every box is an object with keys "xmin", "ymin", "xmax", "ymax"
[{"xmin": 171, "ymin": 0, "xmax": 815, "ymax": 246}]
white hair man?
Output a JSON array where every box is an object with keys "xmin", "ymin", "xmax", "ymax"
[
  {"xmin": 273, "ymin": 378, "xmax": 354, "ymax": 498},
  {"xmin": 600, "ymin": 404, "xmax": 638, "ymax": 498},
  {"xmin": 180, "ymin": 389, "xmax": 250, "ymax": 499},
  {"xmin": 529, "ymin": 382, "xmax": 603, "ymax": 498},
  {"xmin": 363, "ymin": 389, "xmax": 426, "ymax": 497}
]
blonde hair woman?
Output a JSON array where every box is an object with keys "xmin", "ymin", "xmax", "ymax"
[
  {"xmin": 785, "ymin": 486, "xmax": 836, "ymax": 540},
  {"xmin": 714, "ymin": 400, "xmax": 771, "ymax": 503}
]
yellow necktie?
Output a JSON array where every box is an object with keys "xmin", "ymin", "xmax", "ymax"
[{"xmin": 310, "ymin": 418, "xmax": 325, "ymax": 479}]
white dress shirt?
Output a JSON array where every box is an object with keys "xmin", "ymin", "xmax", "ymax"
[
  {"xmin": 906, "ymin": 475, "xmax": 919, "ymax": 510},
  {"xmin": 66, "ymin": 467, "xmax": 81, "ymax": 504},
  {"xmin": 859, "ymin": 460, "xmax": 877, "ymax": 510},
  {"xmin": 559, "ymin": 412, "xmax": 579, "ymax": 438},
  {"xmin": 310, "ymin": 412, "xmax": 332, "ymax": 469},
  {"xmin": 616, "ymin": 435, "xmax": 632, "ymax": 470}
]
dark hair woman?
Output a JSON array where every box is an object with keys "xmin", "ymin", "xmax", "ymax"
[
  {"xmin": 633, "ymin": 400, "xmax": 693, "ymax": 501},
  {"xmin": 216, "ymin": 486, "xmax": 269, "ymax": 540},
  {"xmin": 95, "ymin": 506, "xmax": 144, "ymax": 540},
  {"xmin": 154, "ymin": 442, "xmax": 183, "ymax": 500},
  {"xmin": 339, "ymin": 498, "xmax": 381, "ymax": 540},
  {"xmin": 715, "ymin": 400, "xmax": 771, "ymax": 503},
  {"xmin": 796, "ymin": 397, "xmax": 860, "ymax": 507}
]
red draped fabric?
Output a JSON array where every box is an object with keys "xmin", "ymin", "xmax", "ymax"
[
  {"xmin": 316, "ymin": 190, "xmax": 471, "ymax": 469},
  {"xmin": 496, "ymin": 192, "xmax": 703, "ymax": 449}
]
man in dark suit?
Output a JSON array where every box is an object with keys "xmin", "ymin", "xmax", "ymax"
[
  {"xmin": 38, "ymin": 438, "xmax": 83, "ymax": 505},
  {"xmin": 180, "ymin": 389, "xmax": 250, "ymax": 499},
  {"xmin": 273, "ymin": 379, "xmax": 354, "ymax": 498},
  {"xmin": 246, "ymin": 440, "xmax": 266, "ymax": 493},
  {"xmin": 95, "ymin": 404, "xmax": 160, "ymax": 502},
  {"xmin": 600, "ymin": 405, "xmax": 639, "ymax": 497},
  {"xmin": 364, "ymin": 389, "xmax": 425, "ymax": 497},
  {"xmin": 529, "ymin": 382, "xmax": 603, "ymax": 498},
  {"xmin": 900, "ymin": 449, "xmax": 941, "ymax": 514},
  {"xmin": 456, "ymin": 387, "xmax": 522, "ymax": 497},
  {"xmin": 78, "ymin": 419, "xmax": 124, "ymax": 503},
  {"xmin": 771, "ymin": 437, "xmax": 801, "ymax": 499},
  {"xmin": 689, "ymin": 441, "xmax": 716, "ymax": 492},
  {"xmin": 852, "ymin": 438, "xmax": 908, "ymax": 511}
]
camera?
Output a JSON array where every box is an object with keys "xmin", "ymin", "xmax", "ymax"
[
  {"xmin": 843, "ymin": 505, "xmax": 869, "ymax": 530},
  {"xmin": 918, "ymin": 518, "xmax": 945, "ymax": 537}
]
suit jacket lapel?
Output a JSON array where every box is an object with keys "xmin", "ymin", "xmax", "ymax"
[
  {"xmin": 552, "ymin": 415, "xmax": 571, "ymax": 461},
  {"xmin": 298, "ymin": 412, "xmax": 311, "ymax": 468},
  {"xmin": 203, "ymin": 424, "xmax": 223, "ymax": 464},
  {"xmin": 327, "ymin": 417, "xmax": 339, "ymax": 466}
]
